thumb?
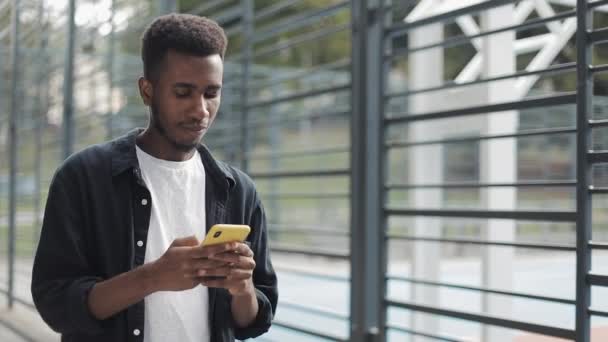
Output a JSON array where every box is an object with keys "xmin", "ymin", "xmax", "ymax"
[{"xmin": 170, "ymin": 235, "xmax": 200, "ymax": 247}]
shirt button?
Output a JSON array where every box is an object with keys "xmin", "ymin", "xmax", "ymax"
[
  {"xmin": 133, "ymin": 329, "xmax": 140, "ymax": 336},
  {"xmin": 137, "ymin": 240, "xmax": 144, "ymax": 247},
  {"xmin": 141, "ymin": 199, "xmax": 148, "ymax": 206}
]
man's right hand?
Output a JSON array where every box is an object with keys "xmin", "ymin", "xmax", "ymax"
[
  {"xmin": 149, "ymin": 236, "xmax": 227, "ymax": 292},
  {"xmin": 87, "ymin": 235, "xmax": 236, "ymax": 320}
]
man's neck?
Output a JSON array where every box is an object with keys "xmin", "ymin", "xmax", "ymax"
[{"xmin": 136, "ymin": 129, "xmax": 196, "ymax": 162}]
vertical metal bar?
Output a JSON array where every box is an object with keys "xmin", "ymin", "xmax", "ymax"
[
  {"xmin": 220, "ymin": 89, "xmax": 236, "ymax": 164},
  {"xmin": 62, "ymin": 0, "xmax": 76, "ymax": 160},
  {"xmin": 350, "ymin": 0, "xmax": 366, "ymax": 336},
  {"xmin": 269, "ymin": 74, "xmax": 281, "ymax": 240},
  {"xmin": 89, "ymin": 30, "xmax": 96, "ymax": 140},
  {"xmin": 379, "ymin": 1, "xmax": 391, "ymax": 340},
  {"xmin": 33, "ymin": 0, "xmax": 47, "ymax": 243},
  {"xmin": 7, "ymin": 0, "xmax": 20, "ymax": 309},
  {"xmin": 0, "ymin": 20, "xmax": 3, "ymax": 277},
  {"xmin": 350, "ymin": 0, "xmax": 385, "ymax": 341},
  {"xmin": 576, "ymin": 0, "xmax": 592, "ymax": 341},
  {"xmin": 240, "ymin": 0, "xmax": 254, "ymax": 173},
  {"xmin": 106, "ymin": 0, "xmax": 115, "ymax": 140}
]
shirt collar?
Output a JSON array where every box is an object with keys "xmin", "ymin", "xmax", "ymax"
[{"xmin": 110, "ymin": 128, "xmax": 235, "ymax": 189}]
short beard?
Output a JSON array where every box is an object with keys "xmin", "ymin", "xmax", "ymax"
[{"xmin": 150, "ymin": 102, "xmax": 198, "ymax": 153}]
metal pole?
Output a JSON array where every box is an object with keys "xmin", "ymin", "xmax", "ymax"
[
  {"xmin": 86, "ymin": 28, "xmax": 97, "ymax": 138},
  {"xmin": 575, "ymin": 0, "xmax": 592, "ymax": 341},
  {"xmin": 350, "ymin": 0, "xmax": 385, "ymax": 340},
  {"xmin": 350, "ymin": 0, "xmax": 366, "ymax": 339},
  {"xmin": 379, "ymin": 2, "xmax": 392, "ymax": 338},
  {"xmin": 63, "ymin": 0, "xmax": 76, "ymax": 159},
  {"xmin": 221, "ymin": 89, "xmax": 236, "ymax": 164},
  {"xmin": 88, "ymin": 28, "xmax": 97, "ymax": 129},
  {"xmin": 269, "ymin": 74, "xmax": 281, "ymax": 240},
  {"xmin": 240, "ymin": 0, "xmax": 254, "ymax": 172},
  {"xmin": 7, "ymin": 0, "xmax": 21, "ymax": 309},
  {"xmin": 106, "ymin": 0, "xmax": 115, "ymax": 140},
  {"xmin": 33, "ymin": 0, "xmax": 47, "ymax": 243}
]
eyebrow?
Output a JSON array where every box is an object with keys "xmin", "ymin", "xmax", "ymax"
[
  {"xmin": 173, "ymin": 82, "xmax": 222, "ymax": 90},
  {"xmin": 173, "ymin": 83, "xmax": 197, "ymax": 89}
]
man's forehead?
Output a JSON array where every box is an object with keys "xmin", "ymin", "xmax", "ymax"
[
  {"xmin": 165, "ymin": 50, "xmax": 222, "ymax": 68},
  {"xmin": 162, "ymin": 51, "xmax": 223, "ymax": 82}
]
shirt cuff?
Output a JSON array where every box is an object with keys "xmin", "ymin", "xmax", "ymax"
[
  {"xmin": 234, "ymin": 288, "xmax": 273, "ymax": 340},
  {"xmin": 68, "ymin": 277, "xmax": 105, "ymax": 334}
]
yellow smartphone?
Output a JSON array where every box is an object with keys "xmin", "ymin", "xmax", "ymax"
[{"xmin": 202, "ymin": 224, "xmax": 251, "ymax": 246}]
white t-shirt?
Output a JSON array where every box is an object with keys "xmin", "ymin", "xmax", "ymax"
[{"xmin": 136, "ymin": 146, "xmax": 209, "ymax": 342}]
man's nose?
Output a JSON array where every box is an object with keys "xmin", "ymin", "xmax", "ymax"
[{"xmin": 194, "ymin": 95, "xmax": 210, "ymax": 118}]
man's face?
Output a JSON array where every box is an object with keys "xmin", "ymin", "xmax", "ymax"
[{"xmin": 141, "ymin": 50, "xmax": 223, "ymax": 152}]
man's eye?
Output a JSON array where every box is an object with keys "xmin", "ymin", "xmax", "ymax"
[
  {"xmin": 205, "ymin": 91, "xmax": 218, "ymax": 98},
  {"xmin": 175, "ymin": 89, "xmax": 190, "ymax": 97}
]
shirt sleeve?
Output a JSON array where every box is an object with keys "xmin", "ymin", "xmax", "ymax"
[
  {"xmin": 31, "ymin": 163, "xmax": 105, "ymax": 334},
  {"xmin": 234, "ymin": 195, "xmax": 279, "ymax": 340}
]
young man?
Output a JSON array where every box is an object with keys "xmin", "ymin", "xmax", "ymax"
[{"xmin": 31, "ymin": 14, "xmax": 277, "ymax": 342}]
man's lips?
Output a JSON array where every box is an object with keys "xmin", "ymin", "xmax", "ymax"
[{"xmin": 182, "ymin": 124, "xmax": 208, "ymax": 132}]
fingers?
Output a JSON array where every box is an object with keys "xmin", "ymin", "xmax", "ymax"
[
  {"xmin": 193, "ymin": 258, "xmax": 228, "ymax": 270},
  {"xmin": 173, "ymin": 238, "xmax": 238, "ymax": 259},
  {"xmin": 204, "ymin": 242, "xmax": 240, "ymax": 257},
  {"xmin": 199, "ymin": 271, "xmax": 251, "ymax": 285},
  {"xmin": 196, "ymin": 264, "xmax": 253, "ymax": 279},
  {"xmin": 170, "ymin": 235, "xmax": 200, "ymax": 247},
  {"xmin": 209, "ymin": 253, "xmax": 255, "ymax": 270},
  {"xmin": 207, "ymin": 242, "xmax": 253, "ymax": 258},
  {"xmin": 182, "ymin": 259, "xmax": 227, "ymax": 278},
  {"xmin": 233, "ymin": 243, "xmax": 254, "ymax": 257},
  {"xmin": 200, "ymin": 277, "xmax": 252, "ymax": 294},
  {"xmin": 223, "ymin": 269, "xmax": 253, "ymax": 281},
  {"xmin": 195, "ymin": 251, "xmax": 255, "ymax": 294},
  {"xmin": 175, "ymin": 241, "xmax": 255, "ymax": 284},
  {"xmin": 199, "ymin": 278, "xmax": 228, "ymax": 289},
  {"xmin": 197, "ymin": 267, "xmax": 231, "ymax": 278},
  {"xmin": 186, "ymin": 241, "xmax": 234, "ymax": 258},
  {"xmin": 169, "ymin": 237, "xmax": 253, "ymax": 259}
]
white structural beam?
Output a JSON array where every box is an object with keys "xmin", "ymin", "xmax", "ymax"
[
  {"xmin": 480, "ymin": 4, "xmax": 517, "ymax": 342},
  {"xmin": 453, "ymin": 15, "xmax": 483, "ymax": 82},
  {"xmin": 456, "ymin": 16, "xmax": 482, "ymax": 51},
  {"xmin": 432, "ymin": 0, "xmax": 486, "ymax": 20},
  {"xmin": 534, "ymin": 0, "xmax": 561, "ymax": 34},
  {"xmin": 405, "ymin": 0, "xmax": 598, "ymax": 23},
  {"xmin": 454, "ymin": 34, "xmax": 553, "ymax": 84},
  {"xmin": 406, "ymin": 0, "xmax": 578, "ymax": 97},
  {"xmin": 514, "ymin": 17, "xmax": 577, "ymax": 98},
  {"xmin": 514, "ymin": 0, "xmax": 536, "ymax": 23},
  {"xmin": 409, "ymin": 23, "xmax": 444, "ymax": 342},
  {"xmin": 515, "ymin": 34, "xmax": 553, "ymax": 55},
  {"xmin": 455, "ymin": 53, "xmax": 483, "ymax": 83},
  {"xmin": 405, "ymin": 0, "xmax": 439, "ymax": 23}
]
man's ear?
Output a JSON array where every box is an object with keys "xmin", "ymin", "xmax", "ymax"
[{"xmin": 138, "ymin": 77, "xmax": 153, "ymax": 106}]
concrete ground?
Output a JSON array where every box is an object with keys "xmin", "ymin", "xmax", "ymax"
[
  {"xmin": 0, "ymin": 257, "xmax": 59, "ymax": 342},
  {"xmin": 0, "ymin": 301, "xmax": 59, "ymax": 342}
]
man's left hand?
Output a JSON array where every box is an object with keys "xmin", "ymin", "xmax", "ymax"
[{"xmin": 198, "ymin": 242, "xmax": 256, "ymax": 296}]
